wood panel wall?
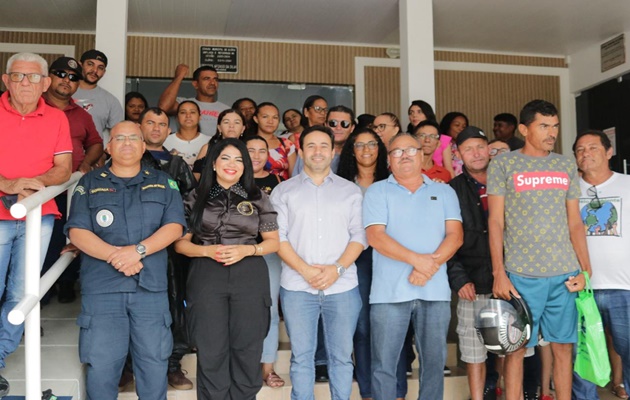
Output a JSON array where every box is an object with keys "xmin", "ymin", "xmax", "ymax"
[{"xmin": 0, "ymin": 31, "xmax": 565, "ymax": 152}]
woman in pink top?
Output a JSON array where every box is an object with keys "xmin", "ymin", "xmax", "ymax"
[{"xmin": 439, "ymin": 111, "xmax": 469, "ymax": 177}]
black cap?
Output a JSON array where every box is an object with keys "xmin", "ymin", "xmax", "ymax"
[
  {"xmin": 80, "ymin": 49, "xmax": 108, "ymax": 66},
  {"xmin": 49, "ymin": 56, "xmax": 83, "ymax": 77},
  {"xmin": 456, "ymin": 126, "xmax": 488, "ymax": 147}
]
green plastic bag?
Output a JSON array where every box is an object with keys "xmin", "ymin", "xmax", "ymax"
[{"xmin": 574, "ymin": 271, "xmax": 611, "ymax": 386}]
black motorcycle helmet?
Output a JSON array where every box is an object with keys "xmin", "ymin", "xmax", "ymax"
[{"xmin": 474, "ymin": 294, "xmax": 532, "ymax": 355}]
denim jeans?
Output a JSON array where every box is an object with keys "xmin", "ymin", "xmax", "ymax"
[
  {"xmin": 281, "ymin": 286, "xmax": 361, "ymax": 400},
  {"xmin": 0, "ymin": 215, "xmax": 54, "ymax": 367},
  {"xmin": 371, "ymin": 299, "xmax": 451, "ymax": 400},
  {"xmin": 572, "ymin": 289, "xmax": 630, "ymax": 400},
  {"xmin": 261, "ymin": 252, "xmax": 282, "ymax": 363}
]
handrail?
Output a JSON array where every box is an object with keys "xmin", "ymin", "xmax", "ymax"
[
  {"xmin": 7, "ymin": 171, "xmax": 82, "ymax": 400},
  {"xmin": 10, "ymin": 172, "xmax": 83, "ymax": 219}
]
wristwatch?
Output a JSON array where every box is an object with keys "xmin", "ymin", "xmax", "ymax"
[
  {"xmin": 335, "ymin": 263, "xmax": 346, "ymax": 277},
  {"xmin": 136, "ymin": 243, "xmax": 147, "ymax": 259}
]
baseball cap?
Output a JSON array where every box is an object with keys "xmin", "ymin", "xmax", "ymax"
[
  {"xmin": 49, "ymin": 57, "xmax": 83, "ymax": 77},
  {"xmin": 456, "ymin": 126, "xmax": 488, "ymax": 147},
  {"xmin": 80, "ymin": 49, "xmax": 108, "ymax": 66}
]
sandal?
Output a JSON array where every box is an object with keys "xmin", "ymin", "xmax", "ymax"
[
  {"xmin": 613, "ymin": 384, "xmax": 630, "ymax": 399},
  {"xmin": 263, "ymin": 371, "xmax": 285, "ymax": 388}
]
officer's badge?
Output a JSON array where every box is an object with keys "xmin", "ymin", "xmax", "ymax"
[
  {"xmin": 237, "ymin": 201, "xmax": 254, "ymax": 216},
  {"xmin": 96, "ymin": 209, "xmax": 114, "ymax": 227}
]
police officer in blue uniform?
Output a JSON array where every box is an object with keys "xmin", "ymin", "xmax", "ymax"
[{"xmin": 66, "ymin": 121, "xmax": 186, "ymax": 399}]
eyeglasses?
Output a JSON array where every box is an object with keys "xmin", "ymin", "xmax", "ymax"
[
  {"xmin": 489, "ymin": 148, "xmax": 510, "ymax": 156},
  {"xmin": 7, "ymin": 72, "xmax": 43, "ymax": 83},
  {"xmin": 310, "ymin": 106, "xmax": 328, "ymax": 114},
  {"xmin": 50, "ymin": 70, "xmax": 81, "ymax": 82},
  {"xmin": 328, "ymin": 119, "xmax": 352, "ymax": 129},
  {"xmin": 389, "ymin": 147, "xmax": 421, "ymax": 158},
  {"xmin": 418, "ymin": 133, "xmax": 439, "ymax": 141},
  {"xmin": 354, "ymin": 141, "xmax": 378, "ymax": 150},
  {"xmin": 111, "ymin": 134, "xmax": 143, "ymax": 143},
  {"xmin": 587, "ymin": 185, "xmax": 602, "ymax": 209},
  {"xmin": 373, "ymin": 123, "xmax": 396, "ymax": 132}
]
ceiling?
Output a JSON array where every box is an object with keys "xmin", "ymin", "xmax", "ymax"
[{"xmin": 1, "ymin": 0, "xmax": 629, "ymax": 56}]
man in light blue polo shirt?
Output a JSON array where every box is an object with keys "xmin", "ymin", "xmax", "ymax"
[
  {"xmin": 363, "ymin": 132, "xmax": 463, "ymax": 400},
  {"xmin": 270, "ymin": 125, "xmax": 366, "ymax": 400}
]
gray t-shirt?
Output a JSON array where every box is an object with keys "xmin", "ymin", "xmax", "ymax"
[
  {"xmin": 487, "ymin": 151, "xmax": 581, "ymax": 277},
  {"xmin": 176, "ymin": 97, "xmax": 229, "ymax": 136},
  {"xmin": 74, "ymin": 86, "xmax": 124, "ymax": 143}
]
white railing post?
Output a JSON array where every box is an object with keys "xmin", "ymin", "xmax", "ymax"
[
  {"xmin": 8, "ymin": 171, "xmax": 82, "ymax": 399},
  {"xmin": 24, "ymin": 204, "xmax": 42, "ymax": 400}
]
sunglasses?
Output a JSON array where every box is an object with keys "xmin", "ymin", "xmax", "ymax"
[
  {"xmin": 328, "ymin": 119, "xmax": 352, "ymax": 129},
  {"xmin": 7, "ymin": 72, "xmax": 43, "ymax": 83},
  {"xmin": 50, "ymin": 70, "xmax": 81, "ymax": 82},
  {"xmin": 587, "ymin": 185, "xmax": 602, "ymax": 209}
]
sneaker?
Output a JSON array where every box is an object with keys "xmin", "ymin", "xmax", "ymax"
[
  {"xmin": 168, "ymin": 368, "xmax": 193, "ymax": 390},
  {"xmin": 483, "ymin": 386, "xmax": 497, "ymax": 400},
  {"xmin": 0, "ymin": 374, "xmax": 8, "ymax": 397},
  {"xmin": 315, "ymin": 365, "xmax": 329, "ymax": 382},
  {"xmin": 443, "ymin": 366, "xmax": 451, "ymax": 375}
]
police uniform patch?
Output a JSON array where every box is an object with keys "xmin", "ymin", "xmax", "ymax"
[
  {"xmin": 96, "ymin": 209, "xmax": 114, "ymax": 227},
  {"xmin": 237, "ymin": 201, "xmax": 254, "ymax": 216},
  {"xmin": 168, "ymin": 179, "xmax": 179, "ymax": 191},
  {"xmin": 73, "ymin": 185, "xmax": 86, "ymax": 196}
]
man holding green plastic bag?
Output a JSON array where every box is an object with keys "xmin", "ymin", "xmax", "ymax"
[{"xmin": 573, "ymin": 130, "xmax": 630, "ymax": 399}]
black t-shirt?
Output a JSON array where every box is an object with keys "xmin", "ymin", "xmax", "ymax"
[{"xmin": 254, "ymin": 173, "xmax": 283, "ymax": 195}]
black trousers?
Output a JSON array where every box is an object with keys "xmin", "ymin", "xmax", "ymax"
[{"xmin": 187, "ymin": 256, "xmax": 271, "ymax": 400}]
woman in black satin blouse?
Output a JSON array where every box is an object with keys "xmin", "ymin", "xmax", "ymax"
[{"xmin": 174, "ymin": 138, "xmax": 279, "ymax": 400}]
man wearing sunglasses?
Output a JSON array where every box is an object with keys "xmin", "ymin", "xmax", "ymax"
[
  {"xmin": 0, "ymin": 52, "xmax": 73, "ymax": 396},
  {"xmin": 363, "ymin": 132, "xmax": 463, "ymax": 400},
  {"xmin": 42, "ymin": 56, "xmax": 104, "ymax": 304},
  {"xmin": 73, "ymin": 50, "xmax": 124, "ymax": 145},
  {"xmin": 292, "ymin": 105, "xmax": 355, "ymax": 177},
  {"xmin": 572, "ymin": 130, "xmax": 630, "ymax": 400}
]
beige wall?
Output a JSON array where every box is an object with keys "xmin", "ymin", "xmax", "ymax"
[{"xmin": 1, "ymin": 31, "xmax": 566, "ymax": 152}]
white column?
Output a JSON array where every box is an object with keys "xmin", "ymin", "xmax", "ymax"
[
  {"xmin": 399, "ymin": 0, "xmax": 435, "ymax": 122},
  {"xmin": 95, "ymin": 0, "xmax": 128, "ymax": 105}
]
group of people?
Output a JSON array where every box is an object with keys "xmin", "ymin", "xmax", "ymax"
[{"xmin": 0, "ymin": 49, "xmax": 628, "ymax": 400}]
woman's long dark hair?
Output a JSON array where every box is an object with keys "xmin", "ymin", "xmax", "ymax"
[
  {"xmin": 189, "ymin": 138, "xmax": 261, "ymax": 236},
  {"xmin": 406, "ymin": 100, "xmax": 436, "ymax": 133},
  {"xmin": 337, "ymin": 128, "xmax": 389, "ymax": 183},
  {"xmin": 439, "ymin": 112, "xmax": 469, "ymax": 137}
]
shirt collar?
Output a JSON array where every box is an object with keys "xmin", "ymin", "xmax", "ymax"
[
  {"xmin": 298, "ymin": 169, "xmax": 335, "ymax": 185},
  {"xmin": 387, "ymin": 173, "xmax": 433, "ymax": 187},
  {"xmin": 1, "ymin": 92, "xmax": 47, "ymax": 117},
  {"xmin": 208, "ymin": 182, "xmax": 248, "ymax": 199}
]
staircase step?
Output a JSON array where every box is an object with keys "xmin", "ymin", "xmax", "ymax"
[{"xmin": 119, "ymin": 369, "xmax": 470, "ymax": 400}]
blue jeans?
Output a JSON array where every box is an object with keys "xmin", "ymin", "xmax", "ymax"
[
  {"xmin": 261, "ymin": 252, "xmax": 282, "ymax": 363},
  {"xmin": 573, "ymin": 289, "xmax": 630, "ymax": 400},
  {"xmin": 78, "ymin": 289, "xmax": 172, "ymax": 399},
  {"xmin": 0, "ymin": 216, "xmax": 54, "ymax": 367},
  {"xmin": 371, "ymin": 299, "xmax": 451, "ymax": 400},
  {"xmin": 281, "ymin": 286, "xmax": 361, "ymax": 400}
]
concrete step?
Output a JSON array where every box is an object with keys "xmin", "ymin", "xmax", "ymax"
[
  {"xmin": 179, "ymin": 341, "xmax": 459, "ymax": 377},
  {"xmin": 118, "ymin": 368, "xmax": 471, "ymax": 400}
]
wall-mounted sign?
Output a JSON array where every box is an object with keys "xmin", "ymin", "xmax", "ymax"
[
  {"xmin": 601, "ymin": 34, "xmax": 625, "ymax": 73},
  {"xmin": 200, "ymin": 46, "xmax": 238, "ymax": 74}
]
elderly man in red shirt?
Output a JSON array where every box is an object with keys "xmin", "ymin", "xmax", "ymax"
[{"xmin": 0, "ymin": 52, "xmax": 72, "ymax": 395}]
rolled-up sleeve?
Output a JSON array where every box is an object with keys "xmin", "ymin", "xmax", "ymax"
[{"xmin": 348, "ymin": 190, "xmax": 367, "ymax": 248}]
